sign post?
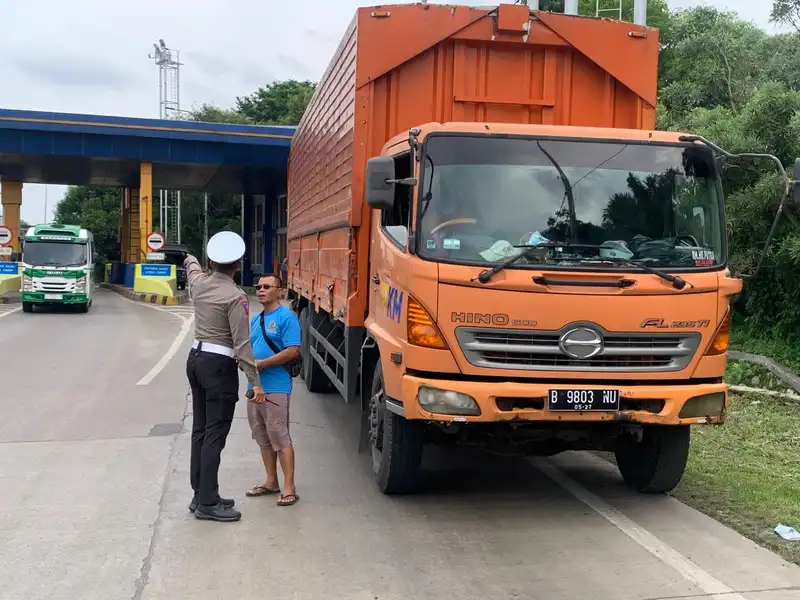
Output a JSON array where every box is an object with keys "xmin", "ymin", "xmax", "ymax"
[
  {"xmin": 146, "ymin": 231, "xmax": 165, "ymax": 253},
  {"xmin": 0, "ymin": 225, "xmax": 12, "ymax": 248}
]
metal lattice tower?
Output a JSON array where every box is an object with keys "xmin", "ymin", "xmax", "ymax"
[
  {"xmin": 149, "ymin": 40, "xmax": 182, "ymax": 119},
  {"xmin": 149, "ymin": 40, "xmax": 183, "ymax": 244},
  {"xmin": 595, "ymin": 0, "xmax": 648, "ymax": 24},
  {"xmin": 595, "ymin": 0, "xmax": 623, "ymax": 19}
]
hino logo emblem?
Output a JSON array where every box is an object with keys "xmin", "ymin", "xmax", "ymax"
[{"xmin": 558, "ymin": 327, "xmax": 604, "ymax": 360}]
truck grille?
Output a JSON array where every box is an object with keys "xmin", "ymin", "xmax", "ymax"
[
  {"xmin": 34, "ymin": 279, "xmax": 72, "ymax": 292},
  {"xmin": 455, "ymin": 325, "xmax": 702, "ymax": 372}
]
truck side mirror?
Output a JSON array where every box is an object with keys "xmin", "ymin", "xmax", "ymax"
[
  {"xmin": 365, "ymin": 156, "xmax": 395, "ymax": 211},
  {"xmin": 793, "ymin": 158, "xmax": 800, "ymax": 206}
]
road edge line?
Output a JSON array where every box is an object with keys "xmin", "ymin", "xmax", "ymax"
[
  {"xmin": 0, "ymin": 306, "xmax": 22, "ymax": 319},
  {"xmin": 531, "ymin": 457, "xmax": 746, "ymax": 600}
]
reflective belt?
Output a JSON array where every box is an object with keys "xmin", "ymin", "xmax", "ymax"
[{"xmin": 192, "ymin": 340, "xmax": 235, "ymax": 358}]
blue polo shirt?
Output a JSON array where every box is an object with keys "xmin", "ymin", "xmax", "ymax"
[{"xmin": 249, "ymin": 305, "xmax": 301, "ymax": 394}]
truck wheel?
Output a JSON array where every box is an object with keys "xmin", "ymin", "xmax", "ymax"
[
  {"xmin": 368, "ymin": 361, "xmax": 423, "ymax": 494},
  {"xmin": 614, "ymin": 425, "xmax": 690, "ymax": 494},
  {"xmin": 78, "ymin": 301, "xmax": 90, "ymax": 313},
  {"xmin": 299, "ymin": 307, "xmax": 329, "ymax": 393},
  {"xmin": 22, "ymin": 302, "xmax": 33, "ymax": 313}
]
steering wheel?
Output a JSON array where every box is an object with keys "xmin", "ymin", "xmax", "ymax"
[{"xmin": 430, "ymin": 218, "xmax": 478, "ymax": 236}]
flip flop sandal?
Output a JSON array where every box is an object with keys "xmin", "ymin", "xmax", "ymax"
[
  {"xmin": 277, "ymin": 493, "xmax": 299, "ymax": 507},
  {"xmin": 246, "ymin": 485, "xmax": 281, "ymax": 497}
]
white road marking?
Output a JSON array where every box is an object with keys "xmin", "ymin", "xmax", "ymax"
[
  {"xmin": 0, "ymin": 306, "xmax": 21, "ymax": 319},
  {"xmin": 136, "ymin": 310, "xmax": 194, "ymax": 386},
  {"xmin": 532, "ymin": 457, "xmax": 747, "ymax": 600},
  {"xmin": 116, "ymin": 294, "xmax": 196, "ymax": 387}
]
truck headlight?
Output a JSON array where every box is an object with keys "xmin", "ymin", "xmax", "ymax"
[
  {"xmin": 22, "ymin": 275, "xmax": 33, "ymax": 291},
  {"xmin": 75, "ymin": 277, "xmax": 86, "ymax": 293},
  {"xmin": 417, "ymin": 386, "xmax": 481, "ymax": 416}
]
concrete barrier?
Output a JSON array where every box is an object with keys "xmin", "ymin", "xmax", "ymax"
[
  {"xmin": 0, "ymin": 262, "xmax": 21, "ymax": 299},
  {"xmin": 102, "ymin": 283, "xmax": 189, "ymax": 306},
  {"xmin": 134, "ymin": 263, "xmax": 177, "ymax": 297}
]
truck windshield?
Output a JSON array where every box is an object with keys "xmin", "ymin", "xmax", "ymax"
[
  {"xmin": 417, "ymin": 135, "xmax": 724, "ymax": 271},
  {"xmin": 23, "ymin": 242, "xmax": 87, "ymax": 267}
]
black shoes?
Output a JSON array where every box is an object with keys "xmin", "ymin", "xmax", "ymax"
[
  {"xmin": 194, "ymin": 502, "xmax": 242, "ymax": 522},
  {"xmin": 189, "ymin": 494, "xmax": 236, "ymax": 514}
]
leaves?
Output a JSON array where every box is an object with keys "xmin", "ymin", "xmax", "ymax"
[
  {"xmin": 772, "ymin": 0, "xmax": 800, "ymax": 32},
  {"xmin": 53, "ymin": 187, "xmax": 121, "ymax": 260},
  {"xmin": 235, "ymin": 80, "xmax": 316, "ymax": 126}
]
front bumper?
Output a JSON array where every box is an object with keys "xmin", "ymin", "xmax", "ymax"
[
  {"xmin": 399, "ymin": 374, "xmax": 728, "ymax": 425},
  {"xmin": 22, "ymin": 292, "xmax": 88, "ymax": 304}
]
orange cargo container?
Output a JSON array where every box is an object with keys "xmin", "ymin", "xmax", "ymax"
[
  {"xmin": 286, "ymin": 3, "xmax": 745, "ymax": 497},
  {"xmin": 287, "ymin": 2, "xmax": 660, "ymax": 327}
]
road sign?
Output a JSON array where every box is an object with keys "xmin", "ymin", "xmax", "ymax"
[
  {"xmin": 0, "ymin": 247, "xmax": 11, "ymax": 258},
  {"xmin": 147, "ymin": 231, "xmax": 165, "ymax": 251},
  {"xmin": 0, "ymin": 225, "xmax": 12, "ymax": 247},
  {"xmin": 146, "ymin": 252, "xmax": 166, "ymax": 261}
]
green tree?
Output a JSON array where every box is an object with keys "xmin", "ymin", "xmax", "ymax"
[
  {"xmin": 53, "ymin": 187, "xmax": 121, "ymax": 260},
  {"xmin": 658, "ymin": 8, "xmax": 768, "ymax": 118},
  {"xmin": 235, "ymin": 80, "xmax": 316, "ymax": 125},
  {"xmin": 772, "ymin": 0, "xmax": 800, "ymax": 32},
  {"xmin": 188, "ymin": 103, "xmax": 253, "ymax": 124}
]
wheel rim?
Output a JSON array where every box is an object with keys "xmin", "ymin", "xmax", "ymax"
[{"xmin": 368, "ymin": 384, "xmax": 386, "ymax": 473}]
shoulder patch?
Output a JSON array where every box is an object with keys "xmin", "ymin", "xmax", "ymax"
[{"xmin": 240, "ymin": 297, "xmax": 249, "ymax": 316}]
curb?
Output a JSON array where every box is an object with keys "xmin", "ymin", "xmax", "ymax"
[
  {"xmin": 729, "ymin": 350, "xmax": 800, "ymax": 395},
  {"xmin": 101, "ymin": 283, "xmax": 189, "ymax": 306},
  {"xmin": 0, "ymin": 296, "xmax": 20, "ymax": 305}
]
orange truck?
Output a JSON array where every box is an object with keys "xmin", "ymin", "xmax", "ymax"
[{"xmin": 286, "ymin": 2, "xmax": 746, "ymax": 495}]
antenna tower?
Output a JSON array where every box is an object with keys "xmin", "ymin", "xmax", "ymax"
[{"xmin": 148, "ymin": 39, "xmax": 183, "ymax": 244}]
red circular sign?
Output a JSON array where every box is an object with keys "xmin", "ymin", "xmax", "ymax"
[
  {"xmin": 0, "ymin": 225, "xmax": 12, "ymax": 247},
  {"xmin": 147, "ymin": 231, "xmax": 165, "ymax": 251}
]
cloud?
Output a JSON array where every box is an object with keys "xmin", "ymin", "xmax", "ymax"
[{"xmin": 13, "ymin": 54, "xmax": 134, "ymax": 89}]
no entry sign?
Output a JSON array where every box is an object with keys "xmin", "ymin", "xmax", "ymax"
[
  {"xmin": 0, "ymin": 225, "xmax": 12, "ymax": 247},
  {"xmin": 147, "ymin": 231, "xmax": 165, "ymax": 251}
]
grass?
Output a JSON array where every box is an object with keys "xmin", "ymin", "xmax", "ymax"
[
  {"xmin": 731, "ymin": 316, "xmax": 800, "ymax": 375},
  {"xmin": 672, "ymin": 386, "xmax": 800, "ymax": 565},
  {"xmin": 724, "ymin": 360, "xmax": 794, "ymax": 393}
]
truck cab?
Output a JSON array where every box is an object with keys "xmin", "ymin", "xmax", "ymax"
[
  {"xmin": 361, "ymin": 122, "xmax": 742, "ymax": 493},
  {"xmin": 20, "ymin": 224, "xmax": 95, "ymax": 313}
]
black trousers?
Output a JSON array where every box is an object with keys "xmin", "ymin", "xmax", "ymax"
[{"xmin": 186, "ymin": 348, "xmax": 239, "ymax": 506}]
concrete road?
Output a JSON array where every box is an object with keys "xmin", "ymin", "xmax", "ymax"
[{"xmin": 2, "ymin": 288, "xmax": 800, "ymax": 600}]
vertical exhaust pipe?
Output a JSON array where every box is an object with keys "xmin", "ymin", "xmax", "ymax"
[
  {"xmin": 564, "ymin": 0, "xmax": 579, "ymax": 15},
  {"xmin": 633, "ymin": 0, "xmax": 647, "ymax": 25}
]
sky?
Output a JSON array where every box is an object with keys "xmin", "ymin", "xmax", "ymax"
[{"xmin": 0, "ymin": 0, "xmax": 778, "ymax": 225}]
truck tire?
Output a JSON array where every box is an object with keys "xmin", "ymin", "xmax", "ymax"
[
  {"xmin": 299, "ymin": 307, "xmax": 329, "ymax": 393},
  {"xmin": 78, "ymin": 301, "xmax": 90, "ymax": 313},
  {"xmin": 22, "ymin": 302, "xmax": 33, "ymax": 313},
  {"xmin": 614, "ymin": 425, "xmax": 690, "ymax": 494},
  {"xmin": 368, "ymin": 361, "xmax": 423, "ymax": 494}
]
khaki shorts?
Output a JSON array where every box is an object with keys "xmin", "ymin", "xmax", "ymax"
[{"xmin": 246, "ymin": 393, "xmax": 292, "ymax": 451}]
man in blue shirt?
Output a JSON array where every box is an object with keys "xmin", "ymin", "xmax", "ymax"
[{"xmin": 245, "ymin": 274, "xmax": 302, "ymax": 506}]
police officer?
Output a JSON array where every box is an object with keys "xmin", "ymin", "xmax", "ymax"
[{"xmin": 184, "ymin": 231, "xmax": 265, "ymax": 522}]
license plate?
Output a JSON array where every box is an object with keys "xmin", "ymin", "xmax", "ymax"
[
  {"xmin": 44, "ymin": 293, "xmax": 62, "ymax": 300},
  {"xmin": 548, "ymin": 389, "xmax": 620, "ymax": 412}
]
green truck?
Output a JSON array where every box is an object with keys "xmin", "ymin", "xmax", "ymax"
[{"xmin": 20, "ymin": 224, "xmax": 95, "ymax": 313}]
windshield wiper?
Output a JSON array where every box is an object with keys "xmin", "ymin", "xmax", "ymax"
[
  {"xmin": 475, "ymin": 242, "xmax": 606, "ymax": 283},
  {"xmin": 474, "ymin": 245, "xmax": 541, "ymax": 284},
  {"xmin": 474, "ymin": 242, "xmax": 689, "ymax": 289},
  {"xmin": 602, "ymin": 258, "xmax": 689, "ymax": 290},
  {"xmin": 537, "ymin": 141, "xmax": 578, "ymax": 241}
]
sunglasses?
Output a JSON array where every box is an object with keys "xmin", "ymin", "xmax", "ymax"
[{"xmin": 255, "ymin": 284, "xmax": 282, "ymax": 290}]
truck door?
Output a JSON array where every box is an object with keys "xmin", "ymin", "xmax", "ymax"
[{"xmin": 368, "ymin": 151, "xmax": 413, "ymax": 346}]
